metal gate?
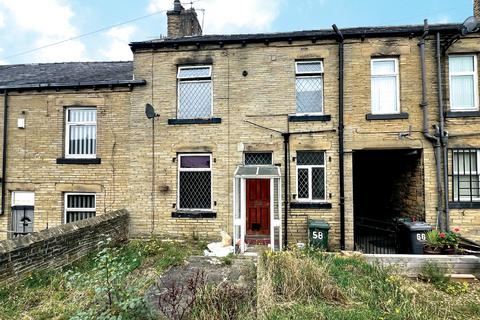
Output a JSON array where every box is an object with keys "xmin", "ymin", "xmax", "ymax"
[{"xmin": 354, "ymin": 217, "xmax": 399, "ymax": 254}]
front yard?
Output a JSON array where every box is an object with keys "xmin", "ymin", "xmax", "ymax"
[{"xmin": 0, "ymin": 239, "xmax": 479, "ymax": 319}]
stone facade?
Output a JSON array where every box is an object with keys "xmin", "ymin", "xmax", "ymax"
[
  {"xmin": 0, "ymin": 5, "xmax": 479, "ymax": 250},
  {"xmin": 0, "ymin": 89, "xmax": 133, "ymax": 239},
  {"xmin": 0, "ymin": 209, "xmax": 129, "ymax": 284}
]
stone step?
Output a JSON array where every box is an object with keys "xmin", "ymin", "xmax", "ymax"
[{"xmin": 447, "ymin": 274, "xmax": 478, "ymax": 283}]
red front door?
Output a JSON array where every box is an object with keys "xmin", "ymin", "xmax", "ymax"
[{"xmin": 246, "ymin": 179, "xmax": 270, "ymax": 235}]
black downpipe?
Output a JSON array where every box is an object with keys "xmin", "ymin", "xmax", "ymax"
[
  {"xmin": 333, "ymin": 24, "xmax": 346, "ymax": 250},
  {"xmin": 1, "ymin": 90, "xmax": 8, "ymax": 215},
  {"xmin": 282, "ymin": 132, "xmax": 290, "ymax": 248},
  {"xmin": 436, "ymin": 32, "xmax": 450, "ymax": 230},
  {"xmin": 418, "ymin": 20, "xmax": 444, "ymax": 230}
]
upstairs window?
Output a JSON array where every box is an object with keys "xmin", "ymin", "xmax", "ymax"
[
  {"xmin": 449, "ymin": 55, "xmax": 479, "ymax": 111},
  {"xmin": 178, "ymin": 154, "xmax": 212, "ymax": 210},
  {"xmin": 65, "ymin": 108, "xmax": 97, "ymax": 158},
  {"xmin": 64, "ymin": 193, "xmax": 96, "ymax": 223},
  {"xmin": 371, "ymin": 58, "xmax": 400, "ymax": 114},
  {"xmin": 296, "ymin": 151, "xmax": 326, "ymax": 202},
  {"xmin": 451, "ymin": 149, "xmax": 480, "ymax": 202},
  {"xmin": 177, "ymin": 66, "xmax": 213, "ymax": 119},
  {"xmin": 295, "ymin": 61, "xmax": 324, "ymax": 114}
]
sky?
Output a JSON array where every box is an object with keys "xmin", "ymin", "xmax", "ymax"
[{"xmin": 0, "ymin": 0, "xmax": 474, "ymax": 65}]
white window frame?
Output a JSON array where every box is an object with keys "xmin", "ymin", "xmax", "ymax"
[
  {"xmin": 295, "ymin": 151, "xmax": 327, "ymax": 203},
  {"xmin": 65, "ymin": 107, "xmax": 97, "ymax": 159},
  {"xmin": 295, "ymin": 61, "xmax": 324, "ymax": 115},
  {"xmin": 177, "ymin": 153, "xmax": 213, "ymax": 211},
  {"xmin": 448, "ymin": 54, "xmax": 479, "ymax": 112},
  {"xmin": 243, "ymin": 152, "xmax": 273, "ymax": 166},
  {"xmin": 370, "ymin": 57, "xmax": 401, "ymax": 115},
  {"xmin": 452, "ymin": 150, "xmax": 480, "ymax": 202},
  {"xmin": 64, "ymin": 193, "xmax": 96, "ymax": 223},
  {"xmin": 177, "ymin": 66, "xmax": 213, "ymax": 119}
]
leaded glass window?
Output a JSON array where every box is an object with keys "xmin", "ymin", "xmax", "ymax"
[
  {"xmin": 295, "ymin": 61, "xmax": 323, "ymax": 114},
  {"xmin": 296, "ymin": 151, "xmax": 326, "ymax": 202},
  {"xmin": 65, "ymin": 108, "xmax": 96, "ymax": 158},
  {"xmin": 178, "ymin": 154, "xmax": 212, "ymax": 210},
  {"xmin": 177, "ymin": 66, "xmax": 213, "ymax": 119},
  {"xmin": 244, "ymin": 152, "xmax": 273, "ymax": 165}
]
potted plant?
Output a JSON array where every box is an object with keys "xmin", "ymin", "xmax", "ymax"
[
  {"xmin": 424, "ymin": 230, "xmax": 442, "ymax": 254},
  {"xmin": 439, "ymin": 227, "xmax": 461, "ymax": 254}
]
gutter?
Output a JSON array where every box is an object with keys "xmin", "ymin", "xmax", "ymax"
[
  {"xmin": 0, "ymin": 79, "xmax": 146, "ymax": 93},
  {"xmin": 436, "ymin": 32, "xmax": 450, "ymax": 230},
  {"xmin": 1, "ymin": 90, "xmax": 8, "ymax": 215},
  {"xmin": 333, "ymin": 24, "xmax": 346, "ymax": 250},
  {"xmin": 130, "ymin": 24, "xmax": 462, "ymax": 51},
  {"xmin": 418, "ymin": 20, "xmax": 444, "ymax": 230}
]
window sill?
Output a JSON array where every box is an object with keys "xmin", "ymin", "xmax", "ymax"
[
  {"xmin": 56, "ymin": 158, "xmax": 101, "ymax": 164},
  {"xmin": 449, "ymin": 202, "xmax": 480, "ymax": 209},
  {"xmin": 172, "ymin": 211, "xmax": 217, "ymax": 219},
  {"xmin": 168, "ymin": 118, "xmax": 222, "ymax": 125},
  {"xmin": 366, "ymin": 113, "xmax": 409, "ymax": 120},
  {"xmin": 290, "ymin": 202, "xmax": 332, "ymax": 209},
  {"xmin": 445, "ymin": 111, "xmax": 480, "ymax": 118},
  {"xmin": 288, "ymin": 114, "xmax": 331, "ymax": 122}
]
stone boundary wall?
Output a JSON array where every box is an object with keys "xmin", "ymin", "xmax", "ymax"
[
  {"xmin": 364, "ymin": 254, "xmax": 480, "ymax": 278},
  {"xmin": 0, "ymin": 209, "xmax": 129, "ymax": 284}
]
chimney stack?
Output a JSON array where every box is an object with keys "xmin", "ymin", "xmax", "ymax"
[
  {"xmin": 167, "ymin": 0, "xmax": 202, "ymax": 38},
  {"xmin": 475, "ymin": 0, "xmax": 480, "ymax": 18}
]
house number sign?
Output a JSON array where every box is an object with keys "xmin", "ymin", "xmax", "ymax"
[
  {"xmin": 416, "ymin": 233, "xmax": 426, "ymax": 242},
  {"xmin": 312, "ymin": 231, "xmax": 324, "ymax": 240}
]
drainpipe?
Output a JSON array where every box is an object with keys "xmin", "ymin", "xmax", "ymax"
[
  {"xmin": 1, "ymin": 90, "xmax": 8, "ymax": 215},
  {"xmin": 418, "ymin": 20, "xmax": 444, "ymax": 230},
  {"xmin": 282, "ymin": 132, "xmax": 290, "ymax": 248},
  {"xmin": 333, "ymin": 24, "xmax": 346, "ymax": 250},
  {"xmin": 436, "ymin": 32, "xmax": 450, "ymax": 230}
]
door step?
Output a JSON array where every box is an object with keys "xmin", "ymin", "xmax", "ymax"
[{"xmin": 245, "ymin": 237, "xmax": 270, "ymax": 245}]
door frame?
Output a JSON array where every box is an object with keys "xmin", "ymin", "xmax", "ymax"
[{"xmin": 233, "ymin": 175, "xmax": 282, "ymax": 253}]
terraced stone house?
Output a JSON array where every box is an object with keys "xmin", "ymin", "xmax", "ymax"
[{"xmin": 0, "ymin": 0, "xmax": 480, "ymax": 253}]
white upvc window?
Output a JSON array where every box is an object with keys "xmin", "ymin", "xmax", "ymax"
[
  {"xmin": 452, "ymin": 149, "xmax": 480, "ymax": 202},
  {"xmin": 296, "ymin": 151, "xmax": 326, "ymax": 202},
  {"xmin": 65, "ymin": 107, "xmax": 97, "ymax": 158},
  {"xmin": 449, "ymin": 55, "xmax": 479, "ymax": 111},
  {"xmin": 177, "ymin": 154, "xmax": 212, "ymax": 210},
  {"xmin": 371, "ymin": 58, "xmax": 400, "ymax": 114},
  {"xmin": 295, "ymin": 61, "xmax": 324, "ymax": 114},
  {"xmin": 64, "ymin": 193, "xmax": 96, "ymax": 223},
  {"xmin": 177, "ymin": 66, "xmax": 213, "ymax": 119}
]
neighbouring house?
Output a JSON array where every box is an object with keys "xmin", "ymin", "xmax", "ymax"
[{"xmin": 0, "ymin": 0, "xmax": 479, "ymax": 253}]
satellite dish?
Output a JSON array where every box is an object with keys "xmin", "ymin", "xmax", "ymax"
[
  {"xmin": 145, "ymin": 103, "xmax": 159, "ymax": 119},
  {"xmin": 461, "ymin": 16, "xmax": 479, "ymax": 35}
]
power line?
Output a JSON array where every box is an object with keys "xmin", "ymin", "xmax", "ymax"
[{"xmin": 1, "ymin": 9, "xmax": 169, "ymax": 61}]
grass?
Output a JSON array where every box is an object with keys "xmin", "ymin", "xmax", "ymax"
[
  {"xmin": 2, "ymin": 241, "xmax": 479, "ymax": 319},
  {"xmin": 0, "ymin": 238, "xmax": 204, "ymax": 320},
  {"xmin": 259, "ymin": 248, "xmax": 480, "ymax": 320}
]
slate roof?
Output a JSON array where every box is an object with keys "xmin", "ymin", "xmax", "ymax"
[
  {"xmin": 0, "ymin": 61, "xmax": 139, "ymax": 89},
  {"xmin": 130, "ymin": 23, "xmax": 463, "ymax": 50}
]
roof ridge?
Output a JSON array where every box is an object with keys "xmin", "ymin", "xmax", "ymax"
[{"xmin": 0, "ymin": 60, "xmax": 133, "ymax": 68}]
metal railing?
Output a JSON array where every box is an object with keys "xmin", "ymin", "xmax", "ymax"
[{"xmin": 354, "ymin": 217, "xmax": 399, "ymax": 254}]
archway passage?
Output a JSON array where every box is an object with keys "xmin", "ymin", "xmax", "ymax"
[{"xmin": 353, "ymin": 149, "xmax": 425, "ymax": 254}]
